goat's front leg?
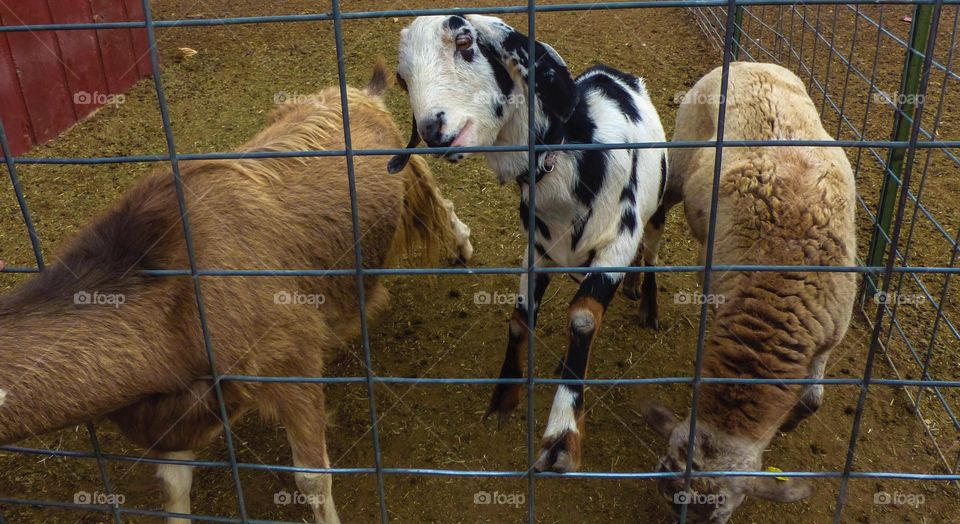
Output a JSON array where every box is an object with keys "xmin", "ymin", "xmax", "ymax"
[
  {"xmin": 485, "ymin": 261, "xmax": 551, "ymax": 427},
  {"xmin": 533, "ymin": 271, "xmax": 621, "ymax": 472}
]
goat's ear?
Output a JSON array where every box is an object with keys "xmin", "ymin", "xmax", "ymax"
[
  {"xmin": 745, "ymin": 477, "xmax": 814, "ymax": 503},
  {"xmin": 388, "ymin": 114, "xmax": 421, "ymax": 174},
  {"xmin": 641, "ymin": 400, "xmax": 679, "ymax": 439},
  {"xmin": 482, "ymin": 27, "xmax": 579, "ymax": 122}
]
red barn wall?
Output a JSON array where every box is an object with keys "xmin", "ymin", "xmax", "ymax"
[{"xmin": 0, "ymin": 0, "xmax": 151, "ymax": 156}]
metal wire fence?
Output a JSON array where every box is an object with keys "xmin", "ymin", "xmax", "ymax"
[{"xmin": 0, "ymin": 1, "xmax": 958, "ymax": 523}]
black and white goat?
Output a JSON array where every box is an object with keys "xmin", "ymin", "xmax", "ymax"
[{"xmin": 390, "ymin": 15, "xmax": 667, "ymax": 472}]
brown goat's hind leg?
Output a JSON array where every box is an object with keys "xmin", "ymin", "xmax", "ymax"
[
  {"xmin": 156, "ymin": 450, "xmax": 196, "ymax": 524},
  {"xmin": 275, "ymin": 384, "xmax": 340, "ymax": 524}
]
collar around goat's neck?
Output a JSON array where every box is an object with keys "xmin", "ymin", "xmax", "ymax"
[
  {"xmin": 516, "ymin": 137, "xmax": 565, "ymax": 186},
  {"xmin": 516, "ymin": 114, "xmax": 569, "ymax": 186}
]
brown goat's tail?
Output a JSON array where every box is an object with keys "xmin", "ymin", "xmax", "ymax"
[
  {"xmin": 387, "ymin": 155, "xmax": 458, "ymax": 265},
  {"xmin": 364, "ymin": 58, "xmax": 391, "ymax": 98}
]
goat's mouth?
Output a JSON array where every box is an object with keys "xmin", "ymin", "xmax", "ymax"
[{"xmin": 435, "ymin": 120, "xmax": 474, "ymax": 163}]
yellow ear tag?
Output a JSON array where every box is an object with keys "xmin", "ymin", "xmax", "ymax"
[{"xmin": 766, "ymin": 466, "xmax": 789, "ymax": 482}]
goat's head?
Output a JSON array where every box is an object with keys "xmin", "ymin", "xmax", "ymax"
[
  {"xmin": 643, "ymin": 402, "xmax": 813, "ymax": 523},
  {"xmin": 389, "ymin": 15, "xmax": 579, "ymax": 173}
]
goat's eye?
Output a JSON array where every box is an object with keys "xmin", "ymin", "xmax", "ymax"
[
  {"xmin": 396, "ymin": 73, "xmax": 408, "ymax": 92},
  {"xmin": 455, "ymin": 33, "xmax": 473, "ymax": 51}
]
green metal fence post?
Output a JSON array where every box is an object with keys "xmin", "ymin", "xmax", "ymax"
[{"xmin": 866, "ymin": 4, "xmax": 935, "ymax": 294}]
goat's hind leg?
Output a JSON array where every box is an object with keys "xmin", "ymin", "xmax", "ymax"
[
  {"xmin": 623, "ymin": 199, "xmax": 670, "ymax": 329},
  {"xmin": 271, "ymin": 383, "xmax": 340, "ymax": 524},
  {"xmin": 486, "ymin": 265, "xmax": 551, "ymax": 427},
  {"xmin": 156, "ymin": 451, "xmax": 197, "ymax": 524}
]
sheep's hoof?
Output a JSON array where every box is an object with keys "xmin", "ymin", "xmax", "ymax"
[
  {"xmin": 484, "ymin": 384, "xmax": 520, "ymax": 429},
  {"xmin": 533, "ymin": 431, "xmax": 581, "ymax": 473}
]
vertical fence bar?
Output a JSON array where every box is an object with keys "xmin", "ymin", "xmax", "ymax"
[
  {"xmin": 678, "ymin": 0, "xmax": 739, "ymax": 521},
  {"xmin": 732, "ymin": 4, "xmax": 744, "ymax": 59},
  {"xmin": 85, "ymin": 422, "xmax": 122, "ymax": 524},
  {"xmin": 138, "ymin": 1, "xmax": 249, "ymax": 521},
  {"xmin": 833, "ymin": 0, "xmax": 944, "ymax": 520},
  {"xmin": 330, "ymin": 1, "xmax": 389, "ymax": 522},
  {"xmin": 866, "ymin": 3, "xmax": 936, "ymax": 294},
  {"xmin": 525, "ymin": 2, "xmax": 539, "ymax": 522},
  {"xmin": 0, "ymin": 119, "xmax": 44, "ymax": 270},
  {"xmin": 834, "ymin": 5, "xmax": 862, "ymax": 139}
]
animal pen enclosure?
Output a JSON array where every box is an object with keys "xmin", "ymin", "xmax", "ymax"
[{"xmin": 0, "ymin": 1, "xmax": 958, "ymax": 523}]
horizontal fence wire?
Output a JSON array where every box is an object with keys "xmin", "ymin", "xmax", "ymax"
[{"xmin": 0, "ymin": 0, "xmax": 958, "ymax": 523}]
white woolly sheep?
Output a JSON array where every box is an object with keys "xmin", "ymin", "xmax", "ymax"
[{"xmin": 641, "ymin": 62, "xmax": 858, "ymax": 523}]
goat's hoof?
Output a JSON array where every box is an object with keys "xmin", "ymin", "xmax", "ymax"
[
  {"xmin": 533, "ymin": 431, "xmax": 581, "ymax": 472},
  {"xmin": 642, "ymin": 314, "xmax": 660, "ymax": 330},
  {"xmin": 638, "ymin": 302, "xmax": 659, "ymax": 330},
  {"xmin": 485, "ymin": 384, "xmax": 520, "ymax": 429},
  {"xmin": 622, "ymin": 282, "xmax": 642, "ymax": 301}
]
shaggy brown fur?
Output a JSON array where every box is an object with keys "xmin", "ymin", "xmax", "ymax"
[
  {"xmin": 643, "ymin": 62, "xmax": 857, "ymax": 523},
  {"xmin": 0, "ymin": 61, "xmax": 458, "ymax": 524}
]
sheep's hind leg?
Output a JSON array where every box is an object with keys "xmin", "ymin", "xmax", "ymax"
[{"xmin": 781, "ymin": 351, "xmax": 829, "ymax": 432}]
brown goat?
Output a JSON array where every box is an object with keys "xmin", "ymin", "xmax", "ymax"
[{"xmin": 0, "ymin": 62, "xmax": 469, "ymax": 524}]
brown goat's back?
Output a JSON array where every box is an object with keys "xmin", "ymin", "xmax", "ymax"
[{"xmin": 0, "ymin": 76, "xmax": 454, "ymax": 449}]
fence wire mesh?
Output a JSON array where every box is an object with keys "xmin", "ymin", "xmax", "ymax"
[{"xmin": 0, "ymin": 1, "xmax": 958, "ymax": 523}]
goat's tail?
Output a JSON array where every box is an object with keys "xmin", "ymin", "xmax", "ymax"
[
  {"xmin": 364, "ymin": 58, "xmax": 391, "ymax": 98},
  {"xmin": 387, "ymin": 154, "xmax": 458, "ymax": 265}
]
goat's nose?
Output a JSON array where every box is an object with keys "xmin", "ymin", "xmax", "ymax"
[{"xmin": 418, "ymin": 111, "xmax": 445, "ymax": 145}]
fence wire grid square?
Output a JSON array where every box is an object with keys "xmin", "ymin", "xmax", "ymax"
[{"xmin": 0, "ymin": 1, "xmax": 959, "ymax": 523}]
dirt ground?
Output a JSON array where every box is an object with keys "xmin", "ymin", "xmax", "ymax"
[{"xmin": 1, "ymin": 1, "xmax": 958, "ymax": 523}]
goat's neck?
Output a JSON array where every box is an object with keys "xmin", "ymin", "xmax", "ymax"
[{"xmin": 487, "ymin": 87, "xmax": 552, "ymax": 184}]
